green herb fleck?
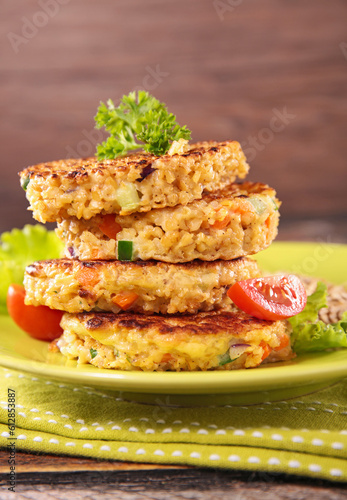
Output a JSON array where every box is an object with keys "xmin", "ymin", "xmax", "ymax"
[
  {"xmin": 90, "ymin": 348, "xmax": 98, "ymax": 359},
  {"xmin": 94, "ymin": 90, "xmax": 191, "ymax": 159},
  {"xmin": 218, "ymin": 352, "xmax": 237, "ymax": 366}
]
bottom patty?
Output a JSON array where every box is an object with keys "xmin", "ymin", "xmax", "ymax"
[
  {"xmin": 24, "ymin": 257, "xmax": 260, "ymax": 315},
  {"xmin": 54, "ymin": 310, "xmax": 293, "ymax": 371}
]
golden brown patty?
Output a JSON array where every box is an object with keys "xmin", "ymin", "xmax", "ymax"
[
  {"xmin": 56, "ymin": 309, "xmax": 293, "ymax": 371},
  {"xmin": 19, "ymin": 141, "xmax": 249, "ymax": 222},
  {"xmin": 24, "ymin": 257, "xmax": 260, "ymax": 314},
  {"xmin": 57, "ymin": 182, "xmax": 280, "ymax": 263}
]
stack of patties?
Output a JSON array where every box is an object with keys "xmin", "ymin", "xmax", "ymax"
[{"xmin": 20, "ymin": 139, "xmax": 293, "ymax": 371}]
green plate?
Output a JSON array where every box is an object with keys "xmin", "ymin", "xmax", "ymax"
[{"xmin": 0, "ymin": 242, "xmax": 346, "ymax": 406}]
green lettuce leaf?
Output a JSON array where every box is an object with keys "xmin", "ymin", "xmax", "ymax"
[
  {"xmin": 289, "ymin": 282, "xmax": 347, "ymax": 353},
  {"xmin": 0, "ymin": 225, "xmax": 63, "ymax": 315}
]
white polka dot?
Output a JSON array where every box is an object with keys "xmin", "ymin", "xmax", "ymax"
[
  {"xmin": 156, "ymin": 419, "xmax": 165, "ymax": 424},
  {"xmin": 123, "ymin": 418, "xmax": 131, "ymax": 422},
  {"xmin": 309, "ymin": 464, "xmax": 322, "ymax": 473},
  {"xmin": 83, "ymin": 444, "xmax": 93, "ymax": 449},
  {"xmin": 306, "ymin": 407, "xmax": 316, "ymax": 411},
  {"xmin": 172, "ymin": 450, "xmax": 182, "ymax": 457},
  {"xmin": 112, "ymin": 425, "xmax": 121, "ymax": 430},
  {"xmin": 66, "ymin": 442, "xmax": 76, "ymax": 447},
  {"xmin": 312, "ymin": 439, "xmax": 323, "ymax": 446},
  {"xmin": 91, "ymin": 422, "xmax": 99, "ymax": 426},
  {"xmin": 162, "ymin": 428, "xmax": 172, "ymax": 433},
  {"xmin": 208, "ymin": 424, "xmax": 218, "ymax": 429},
  {"xmin": 61, "ymin": 415, "xmax": 69, "ymax": 419},
  {"xmin": 173, "ymin": 420, "xmax": 182, "ymax": 424},
  {"xmin": 128, "ymin": 426, "xmax": 138, "ymax": 432},
  {"xmin": 33, "ymin": 417, "xmax": 41, "ymax": 421},
  {"xmin": 332, "ymin": 442, "xmax": 344, "ymax": 449},
  {"xmin": 248, "ymin": 456, "xmax": 260, "ymax": 464},
  {"xmin": 145, "ymin": 428, "xmax": 155, "ymax": 434},
  {"xmin": 288, "ymin": 460, "xmax": 301, "ymax": 468},
  {"xmin": 46, "ymin": 411, "xmax": 54, "ymax": 415},
  {"xmin": 330, "ymin": 468, "xmax": 343, "ymax": 477},
  {"xmin": 271, "ymin": 434, "xmax": 283, "ymax": 441},
  {"xmin": 76, "ymin": 419, "xmax": 84, "ymax": 424},
  {"xmin": 340, "ymin": 430, "xmax": 347, "ymax": 435},
  {"xmin": 30, "ymin": 408, "xmax": 39, "ymax": 413},
  {"xmin": 17, "ymin": 435, "xmax": 27, "ymax": 440},
  {"xmin": 323, "ymin": 409, "xmax": 333, "ymax": 413},
  {"xmin": 209, "ymin": 454, "xmax": 220, "ymax": 461},
  {"xmin": 191, "ymin": 422, "xmax": 200, "ymax": 426},
  {"xmin": 252, "ymin": 431, "xmax": 263, "ymax": 438},
  {"xmin": 33, "ymin": 437, "xmax": 43, "ymax": 442},
  {"xmin": 268, "ymin": 458, "xmax": 280, "ymax": 465},
  {"xmin": 18, "ymin": 412, "xmax": 26, "ymax": 418},
  {"xmin": 139, "ymin": 418, "xmax": 148, "ymax": 422},
  {"xmin": 228, "ymin": 455, "xmax": 240, "ymax": 462},
  {"xmin": 197, "ymin": 429, "xmax": 208, "ymax": 435},
  {"xmin": 179, "ymin": 428, "xmax": 190, "ymax": 433},
  {"xmin": 154, "ymin": 450, "xmax": 165, "ymax": 456},
  {"xmin": 49, "ymin": 439, "xmax": 59, "ymax": 444},
  {"xmin": 32, "ymin": 377, "xmax": 38, "ymax": 381},
  {"xmin": 95, "ymin": 426, "xmax": 104, "ymax": 431},
  {"xmin": 292, "ymin": 435, "xmax": 304, "ymax": 443},
  {"xmin": 216, "ymin": 429, "xmax": 226, "ymax": 435},
  {"xmin": 100, "ymin": 445, "xmax": 111, "ymax": 452},
  {"xmin": 118, "ymin": 446, "xmax": 128, "ymax": 453},
  {"xmin": 136, "ymin": 448, "xmax": 146, "ymax": 455},
  {"xmin": 1, "ymin": 432, "xmax": 10, "ymax": 438},
  {"xmin": 79, "ymin": 427, "xmax": 88, "ymax": 432},
  {"xmin": 65, "ymin": 424, "xmax": 73, "ymax": 430},
  {"xmin": 190, "ymin": 452, "xmax": 201, "ymax": 458},
  {"xmin": 5, "ymin": 373, "xmax": 12, "ymax": 378},
  {"xmin": 234, "ymin": 430, "xmax": 245, "ymax": 436},
  {"xmin": 48, "ymin": 419, "xmax": 57, "ymax": 424}
]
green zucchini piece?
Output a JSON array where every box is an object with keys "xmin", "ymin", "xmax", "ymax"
[
  {"xmin": 21, "ymin": 176, "xmax": 30, "ymax": 191},
  {"xmin": 118, "ymin": 240, "xmax": 133, "ymax": 261},
  {"xmin": 249, "ymin": 197, "xmax": 268, "ymax": 215},
  {"xmin": 115, "ymin": 182, "xmax": 140, "ymax": 211}
]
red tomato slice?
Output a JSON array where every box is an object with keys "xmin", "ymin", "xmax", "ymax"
[
  {"xmin": 227, "ymin": 274, "xmax": 307, "ymax": 321},
  {"xmin": 7, "ymin": 284, "xmax": 63, "ymax": 341}
]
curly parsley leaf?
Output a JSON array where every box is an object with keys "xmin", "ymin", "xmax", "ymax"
[{"xmin": 94, "ymin": 91, "xmax": 191, "ymax": 159}]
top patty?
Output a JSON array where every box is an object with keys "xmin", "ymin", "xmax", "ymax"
[{"xmin": 19, "ymin": 141, "xmax": 249, "ymax": 222}]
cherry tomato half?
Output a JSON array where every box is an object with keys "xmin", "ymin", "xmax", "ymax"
[
  {"xmin": 227, "ymin": 274, "xmax": 307, "ymax": 321},
  {"xmin": 7, "ymin": 284, "xmax": 63, "ymax": 341}
]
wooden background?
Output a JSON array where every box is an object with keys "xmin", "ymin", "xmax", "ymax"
[{"xmin": 1, "ymin": 0, "xmax": 347, "ymax": 238}]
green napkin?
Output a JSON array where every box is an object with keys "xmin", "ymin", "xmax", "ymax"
[{"xmin": 0, "ymin": 367, "xmax": 346, "ymax": 482}]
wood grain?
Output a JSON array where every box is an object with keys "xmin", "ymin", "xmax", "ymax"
[
  {"xmin": 1, "ymin": 0, "xmax": 347, "ymax": 233},
  {"xmin": 0, "ymin": 450, "xmax": 346, "ymax": 499}
]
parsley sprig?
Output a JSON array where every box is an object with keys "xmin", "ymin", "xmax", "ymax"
[{"xmin": 94, "ymin": 91, "xmax": 191, "ymax": 159}]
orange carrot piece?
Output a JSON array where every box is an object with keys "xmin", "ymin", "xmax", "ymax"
[
  {"xmin": 76, "ymin": 267, "xmax": 100, "ymax": 288},
  {"xmin": 99, "ymin": 214, "xmax": 122, "ymax": 240},
  {"xmin": 112, "ymin": 291, "xmax": 139, "ymax": 310}
]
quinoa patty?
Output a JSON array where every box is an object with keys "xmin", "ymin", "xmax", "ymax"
[
  {"xmin": 55, "ymin": 310, "xmax": 293, "ymax": 371},
  {"xmin": 57, "ymin": 182, "xmax": 280, "ymax": 263},
  {"xmin": 24, "ymin": 257, "xmax": 260, "ymax": 315},
  {"xmin": 19, "ymin": 140, "xmax": 249, "ymax": 223}
]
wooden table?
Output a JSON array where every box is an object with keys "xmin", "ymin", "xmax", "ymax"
[{"xmin": 0, "ymin": 449, "xmax": 346, "ymax": 499}]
